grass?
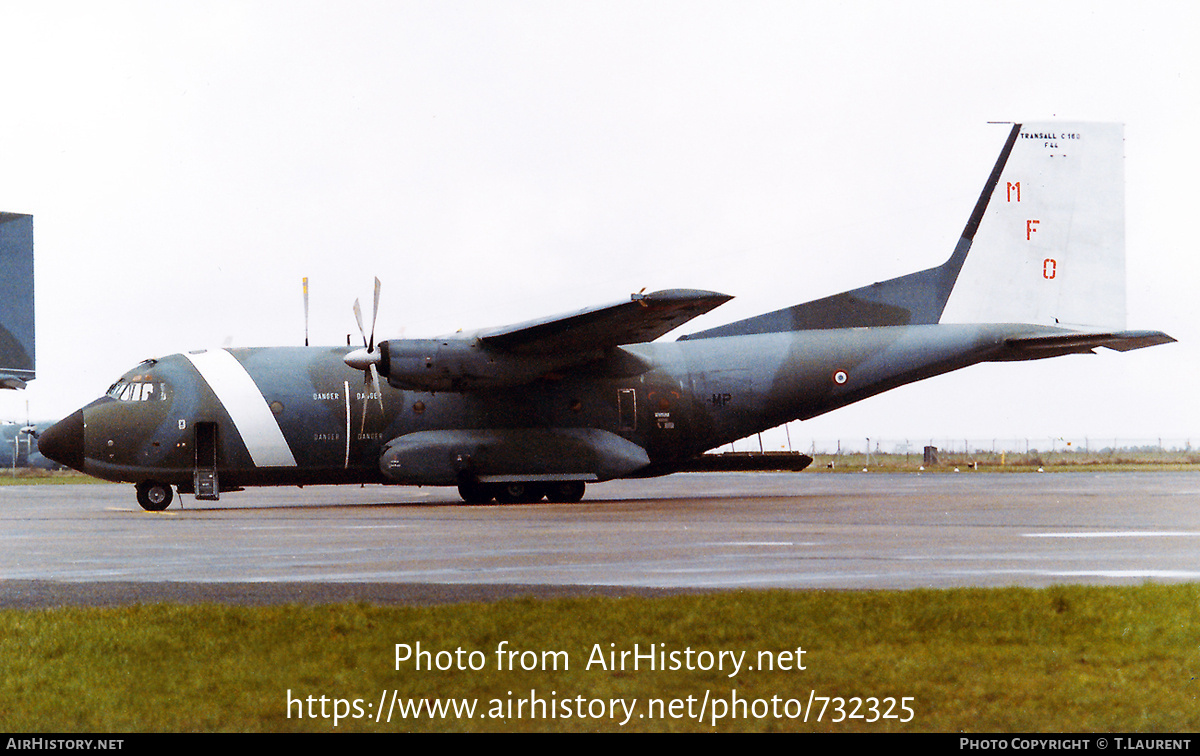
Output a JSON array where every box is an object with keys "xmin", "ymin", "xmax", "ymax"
[
  {"xmin": 0, "ymin": 584, "xmax": 1196, "ymax": 732},
  {"xmin": 0, "ymin": 469, "xmax": 115, "ymax": 484}
]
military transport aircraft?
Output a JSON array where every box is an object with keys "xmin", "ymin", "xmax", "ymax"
[{"xmin": 39, "ymin": 122, "xmax": 1174, "ymax": 509}]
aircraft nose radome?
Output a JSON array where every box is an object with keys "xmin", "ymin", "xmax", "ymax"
[{"xmin": 38, "ymin": 409, "xmax": 85, "ymax": 472}]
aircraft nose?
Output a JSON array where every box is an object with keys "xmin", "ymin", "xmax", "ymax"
[{"xmin": 38, "ymin": 409, "xmax": 85, "ymax": 472}]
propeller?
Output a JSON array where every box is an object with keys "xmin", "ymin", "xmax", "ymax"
[
  {"xmin": 346, "ymin": 277, "xmax": 385, "ymax": 431},
  {"xmin": 21, "ymin": 400, "xmax": 36, "ymax": 439}
]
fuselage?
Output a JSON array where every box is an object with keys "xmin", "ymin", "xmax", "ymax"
[{"xmin": 41, "ymin": 323, "xmax": 1034, "ymax": 492}]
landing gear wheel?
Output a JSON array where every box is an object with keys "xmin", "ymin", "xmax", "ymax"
[
  {"xmin": 135, "ymin": 481, "xmax": 174, "ymax": 511},
  {"xmin": 457, "ymin": 480, "xmax": 494, "ymax": 504},
  {"xmin": 493, "ymin": 482, "xmax": 545, "ymax": 504},
  {"xmin": 545, "ymin": 481, "xmax": 586, "ymax": 503}
]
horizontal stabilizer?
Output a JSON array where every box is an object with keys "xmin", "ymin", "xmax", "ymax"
[{"xmin": 1000, "ymin": 329, "xmax": 1176, "ymax": 360}]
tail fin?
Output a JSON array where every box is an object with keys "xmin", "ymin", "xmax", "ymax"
[
  {"xmin": 939, "ymin": 122, "xmax": 1125, "ymax": 330},
  {"xmin": 680, "ymin": 122, "xmax": 1133, "ymax": 340},
  {"xmin": 0, "ymin": 213, "xmax": 35, "ymax": 389}
]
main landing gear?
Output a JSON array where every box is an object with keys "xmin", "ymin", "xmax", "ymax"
[
  {"xmin": 457, "ymin": 480, "xmax": 586, "ymax": 505},
  {"xmin": 135, "ymin": 480, "xmax": 174, "ymax": 511}
]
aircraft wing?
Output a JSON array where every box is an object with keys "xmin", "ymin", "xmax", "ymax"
[{"xmin": 477, "ymin": 289, "xmax": 733, "ymax": 355}]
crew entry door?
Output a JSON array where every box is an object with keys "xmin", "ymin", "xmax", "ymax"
[
  {"xmin": 194, "ymin": 421, "xmax": 219, "ymax": 501},
  {"xmin": 617, "ymin": 388, "xmax": 637, "ymax": 433}
]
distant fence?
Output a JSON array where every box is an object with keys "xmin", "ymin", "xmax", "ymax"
[{"xmin": 724, "ymin": 435, "xmax": 1197, "ymax": 457}]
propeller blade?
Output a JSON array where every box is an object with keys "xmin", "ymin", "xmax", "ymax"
[
  {"xmin": 369, "ymin": 363, "xmax": 384, "ymax": 414},
  {"xmin": 353, "ymin": 298, "xmax": 367, "ymax": 348},
  {"xmin": 302, "ymin": 277, "xmax": 309, "ymax": 347},
  {"xmin": 359, "ymin": 380, "xmax": 368, "ymax": 435},
  {"xmin": 351, "ymin": 278, "xmax": 387, "ymax": 433},
  {"xmin": 368, "ymin": 277, "xmax": 381, "ymax": 353},
  {"xmin": 360, "ymin": 362, "xmax": 385, "ymax": 435}
]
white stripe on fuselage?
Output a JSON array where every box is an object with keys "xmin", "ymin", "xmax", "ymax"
[{"xmin": 182, "ymin": 349, "xmax": 297, "ymax": 467}]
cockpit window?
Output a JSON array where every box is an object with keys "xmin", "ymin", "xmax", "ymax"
[{"xmin": 106, "ymin": 377, "xmax": 169, "ymax": 402}]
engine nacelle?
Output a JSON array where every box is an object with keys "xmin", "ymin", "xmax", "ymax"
[{"xmin": 377, "ymin": 338, "xmax": 568, "ymax": 392}]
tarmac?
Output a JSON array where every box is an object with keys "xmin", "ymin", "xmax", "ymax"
[{"xmin": 2, "ymin": 471, "xmax": 1198, "ymax": 606}]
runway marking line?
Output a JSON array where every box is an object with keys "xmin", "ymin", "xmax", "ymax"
[{"xmin": 1024, "ymin": 531, "xmax": 1199, "ymax": 538}]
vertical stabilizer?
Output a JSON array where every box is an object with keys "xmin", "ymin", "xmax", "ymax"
[
  {"xmin": 939, "ymin": 123, "xmax": 1125, "ymax": 330},
  {"xmin": 0, "ymin": 213, "xmax": 34, "ymax": 389}
]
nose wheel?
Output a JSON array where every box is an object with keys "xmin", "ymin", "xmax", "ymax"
[{"xmin": 135, "ymin": 481, "xmax": 174, "ymax": 511}]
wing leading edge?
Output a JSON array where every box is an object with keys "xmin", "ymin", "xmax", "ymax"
[{"xmin": 477, "ymin": 288, "xmax": 733, "ymax": 354}]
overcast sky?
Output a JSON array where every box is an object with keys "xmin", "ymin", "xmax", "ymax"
[{"xmin": 1, "ymin": 1, "xmax": 1196, "ymax": 450}]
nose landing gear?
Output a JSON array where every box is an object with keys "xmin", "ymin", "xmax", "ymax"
[{"xmin": 135, "ymin": 480, "xmax": 174, "ymax": 511}]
